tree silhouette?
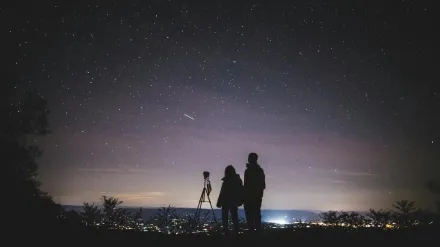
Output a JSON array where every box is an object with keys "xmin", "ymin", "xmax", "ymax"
[
  {"xmin": 183, "ymin": 210, "xmax": 199, "ymax": 232},
  {"xmin": 320, "ymin": 211, "xmax": 340, "ymax": 227},
  {"xmin": 3, "ymin": 89, "xmax": 60, "ymax": 228},
  {"xmin": 392, "ymin": 200, "xmax": 418, "ymax": 228},
  {"xmin": 338, "ymin": 212, "xmax": 366, "ymax": 227},
  {"xmin": 132, "ymin": 207, "xmax": 145, "ymax": 231},
  {"xmin": 295, "ymin": 218, "xmax": 308, "ymax": 228},
  {"xmin": 154, "ymin": 205, "xmax": 178, "ymax": 233},
  {"xmin": 367, "ymin": 209, "xmax": 391, "ymax": 228},
  {"xmin": 82, "ymin": 202, "xmax": 101, "ymax": 228},
  {"xmin": 101, "ymin": 196, "xmax": 130, "ymax": 230},
  {"xmin": 59, "ymin": 209, "xmax": 83, "ymax": 228}
]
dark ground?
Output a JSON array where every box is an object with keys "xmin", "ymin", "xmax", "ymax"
[{"xmin": 20, "ymin": 224, "xmax": 440, "ymax": 246}]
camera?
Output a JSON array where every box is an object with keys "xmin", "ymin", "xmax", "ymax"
[{"xmin": 203, "ymin": 171, "xmax": 210, "ymax": 179}]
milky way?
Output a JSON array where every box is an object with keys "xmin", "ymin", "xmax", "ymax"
[{"xmin": 6, "ymin": 1, "xmax": 439, "ymax": 210}]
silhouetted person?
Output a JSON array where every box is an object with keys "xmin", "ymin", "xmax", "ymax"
[
  {"xmin": 216, "ymin": 165, "xmax": 243, "ymax": 234},
  {"xmin": 244, "ymin": 152, "xmax": 265, "ymax": 231}
]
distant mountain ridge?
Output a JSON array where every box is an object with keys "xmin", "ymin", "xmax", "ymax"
[{"xmin": 63, "ymin": 205, "xmax": 322, "ymax": 222}]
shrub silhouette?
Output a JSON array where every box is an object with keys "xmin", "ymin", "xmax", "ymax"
[
  {"xmin": 82, "ymin": 202, "xmax": 101, "ymax": 228},
  {"xmin": 320, "ymin": 211, "xmax": 340, "ymax": 227},
  {"xmin": 392, "ymin": 200, "xmax": 418, "ymax": 228},
  {"xmin": 132, "ymin": 207, "xmax": 145, "ymax": 231},
  {"xmin": 154, "ymin": 205, "xmax": 178, "ymax": 233},
  {"xmin": 338, "ymin": 212, "xmax": 365, "ymax": 227},
  {"xmin": 101, "ymin": 196, "xmax": 131, "ymax": 230},
  {"xmin": 367, "ymin": 209, "xmax": 391, "ymax": 228}
]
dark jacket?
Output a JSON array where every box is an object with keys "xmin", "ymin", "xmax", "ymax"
[
  {"xmin": 217, "ymin": 174, "xmax": 243, "ymax": 207},
  {"xmin": 244, "ymin": 163, "xmax": 266, "ymax": 199}
]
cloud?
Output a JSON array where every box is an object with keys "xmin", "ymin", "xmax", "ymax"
[
  {"xmin": 77, "ymin": 168, "xmax": 122, "ymax": 173},
  {"xmin": 109, "ymin": 191, "xmax": 165, "ymax": 201},
  {"xmin": 335, "ymin": 170, "xmax": 383, "ymax": 177},
  {"xmin": 77, "ymin": 167, "xmax": 152, "ymax": 173},
  {"xmin": 310, "ymin": 167, "xmax": 383, "ymax": 177},
  {"xmin": 331, "ymin": 180, "xmax": 353, "ymax": 184},
  {"xmin": 126, "ymin": 168, "xmax": 152, "ymax": 173}
]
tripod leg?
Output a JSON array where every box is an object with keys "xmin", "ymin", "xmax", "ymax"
[
  {"xmin": 194, "ymin": 188, "xmax": 206, "ymax": 229},
  {"xmin": 206, "ymin": 193, "xmax": 217, "ymax": 224}
]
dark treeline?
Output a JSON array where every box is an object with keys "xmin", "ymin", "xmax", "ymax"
[
  {"xmin": 4, "ymin": 85, "xmax": 62, "ymax": 230},
  {"xmin": 59, "ymin": 196, "xmax": 439, "ymax": 233}
]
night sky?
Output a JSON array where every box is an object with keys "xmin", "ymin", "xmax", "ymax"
[{"xmin": 5, "ymin": 0, "xmax": 439, "ymax": 211}]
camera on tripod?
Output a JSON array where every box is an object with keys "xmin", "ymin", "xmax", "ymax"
[
  {"xmin": 193, "ymin": 170, "xmax": 217, "ymax": 228},
  {"xmin": 203, "ymin": 171, "xmax": 212, "ymax": 195}
]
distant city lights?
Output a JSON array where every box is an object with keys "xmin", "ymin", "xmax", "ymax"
[{"xmin": 267, "ymin": 216, "xmax": 289, "ymax": 225}]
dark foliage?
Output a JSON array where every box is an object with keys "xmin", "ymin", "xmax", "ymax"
[
  {"xmin": 101, "ymin": 196, "xmax": 133, "ymax": 230},
  {"xmin": 367, "ymin": 209, "xmax": 391, "ymax": 228},
  {"xmin": 27, "ymin": 224, "xmax": 440, "ymax": 246},
  {"xmin": 392, "ymin": 200, "xmax": 418, "ymax": 228},
  {"xmin": 154, "ymin": 205, "xmax": 178, "ymax": 233},
  {"xmin": 82, "ymin": 202, "xmax": 101, "ymax": 228},
  {"xmin": 319, "ymin": 200, "xmax": 433, "ymax": 229},
  {"xmin": 320, "ymin": 211, "xmax": 340, "ymax": 226},
  {"xmin": 2, "ymin": 87, "xmax": 60, "ymax": 228},
  {"xmin": 338, "ymin": 211, "xmax": 366, "ymax": 227}
]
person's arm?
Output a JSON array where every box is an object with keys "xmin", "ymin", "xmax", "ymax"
[
  {"xmin": 244, "ymin": 169, "xmax": 248, "ymax": 189},
  {"xmin": 261, "ymin": 169, "xmax": 266, "ymax": 190},
  {"xmin": 216, "ymin": 182, "xmax": 225, "ymax": 208}
]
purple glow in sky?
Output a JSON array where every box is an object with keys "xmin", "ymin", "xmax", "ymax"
[{"xmin": 7, "ymin": 1, "xmax": 439, "ymax": 211}]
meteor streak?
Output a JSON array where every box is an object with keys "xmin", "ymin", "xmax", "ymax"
[{"xmin": 184, "ymin": 114, "xmax": 195, "ymax": 120}]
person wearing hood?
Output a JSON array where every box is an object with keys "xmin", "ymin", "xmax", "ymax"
[
  {"xmin": 216, "ymin": 165, "xmax": 243, "ymax": 234},
  {"xmin": 244, "ymin": 152, "xmax": 266, "ymax": 231}
]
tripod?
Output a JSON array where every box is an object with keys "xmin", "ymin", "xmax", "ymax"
[{"xmin": 193, "ymin": 176, "xmax": 217, "ymax": 229}]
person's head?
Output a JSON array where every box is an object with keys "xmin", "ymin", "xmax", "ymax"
[
  {"xmin": 248, "ymin": 152, "xmax": 258, "ymax": 164},
  {"xmin": 224, "ymin": 165, "xmax": 237, "ymax": 178}
]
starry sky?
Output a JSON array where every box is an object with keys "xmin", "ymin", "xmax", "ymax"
[{"xmin": 5, "ymin": 0, "xmax": 439, "ymax": 211}]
